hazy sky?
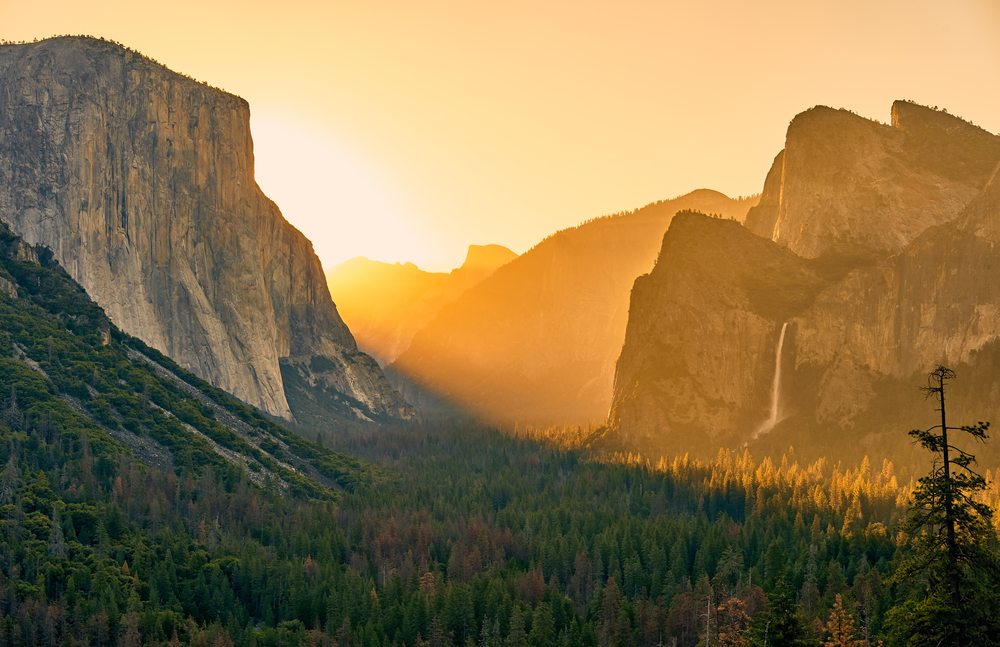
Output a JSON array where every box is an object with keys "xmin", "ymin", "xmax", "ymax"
[{"xmin": 3, "ymin": 0, "xmax": 1000, "ymax": 271}]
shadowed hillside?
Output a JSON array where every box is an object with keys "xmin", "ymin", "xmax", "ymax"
[
  {"xmin": 602, "ymin": 102, "xmax": 1000, "ymax": 468},
  {"xmin": 327, "ymin": 244, "xmax": 517, "ymax": 367},
  {"xmin": 388, "ymin": 190, "xmax": 758, "ymax": 424},
  {"xmin": 0, "ymin": 219, "xmax": 381, "ymax": 499}
]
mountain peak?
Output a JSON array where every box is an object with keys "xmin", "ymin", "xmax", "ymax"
[
  {"xmin": 890, "ymin": 100, "xmax": 994, "ymax": 137},
  {"xmin": 458, "ymin": 244, "xmax": 518, "ymax": 273},
  {"xmin": 0, "ymin": 37, "xmax": 410, "ymax": 424},
  {"xmin": 745, "ymin": 101, "xmax": 1000, "ymax": 259}
]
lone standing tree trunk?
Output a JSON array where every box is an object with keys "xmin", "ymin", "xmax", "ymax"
[
  {"xmin": 929, "ymin": 366, "xmax": 961, "ymax": 614},
  {"xmin": 886, "ymin": 366, "xmax": 1000, "ymax": 646}
]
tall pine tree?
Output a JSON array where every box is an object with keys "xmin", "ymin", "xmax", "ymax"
[{"xmin": 885, "ymin": 366, "xmax": 1000, "ymax": 646}]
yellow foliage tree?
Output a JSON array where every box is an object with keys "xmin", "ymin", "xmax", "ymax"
[{"xmin": 823, "ymin": 594, "xmax": 862, "ymax": 647}]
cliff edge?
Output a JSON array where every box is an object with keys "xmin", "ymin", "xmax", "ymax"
[
  {"xmin": 0, "ymin": 36, "xmax": 411, "ymax": 422},
  {"xmin": 745, "ymin": 102, "xmax": 1000, "ymax": 258},
  {"xmin": 604, "ymin": 103, "xmax": 1000, "ymax": 464}
]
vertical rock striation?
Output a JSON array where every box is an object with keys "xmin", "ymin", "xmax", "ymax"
[
  {"xmin": 793, "ymin": 160, "xmax": 1000, "ymax": 427},
  {"xmin": 605, "ymin": 212, "xmax": 835, "ymax": 455},
  {"xmin": 606, "ymin": 103, "xmax": 1000, "ymax": 462},
  {"xmin": 0, "ymin": 36, "xmax": 411, "ymax": 422},
  {"xmin": 745, "ymin": 102, "xmax": 1000, "ymax": 258}
]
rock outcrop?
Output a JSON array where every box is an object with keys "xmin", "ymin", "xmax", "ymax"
[
  {"xmin": 605, "ymin": 212, "xmax": 840, "ymax": 455},
  {"xmin": 0, "ymin": 36, "xmax": 411, "ymax": 423},
  {"xmin": 791, "ymin": 160, "xmax": 1000, "ymax": 426},
  {"xmin": 327, "ymin": 244, "xmax": 517, "ymax": 367},
  {"xmin": 745, "ymin": 102, "xmax": 1000, "ymax": 258},
  {"xmin": 605, "ymin": 103, "xmax": 1000, "ymax": 464},
  {"xmin": 388, "ymin": 190, "xmax": 758, "ymax": 424}
]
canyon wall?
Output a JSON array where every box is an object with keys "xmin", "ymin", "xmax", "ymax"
[
  {"xmin": 0, "ymin": 37, "xmax": 411, "ymax": 422},
  {"xmin": 605, "ymin": 103, "xmax": 1000, "ymax": 463},
  {"xmin": 605, "ymin": 212, "xmax": 837, "ymax": 455},
  {"xmin": 745, "ymin": 102, "xmax": 1000, "ymax": 259}
]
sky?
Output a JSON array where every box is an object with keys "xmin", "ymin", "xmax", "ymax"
[{"xmin": 2, "ymin": 0, "xmax": 1000, "ymax": 271}]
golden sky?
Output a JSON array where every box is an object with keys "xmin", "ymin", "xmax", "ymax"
[{"xmin": 3, "ymin": 0, "xmax": 1000, "ymax": 271}]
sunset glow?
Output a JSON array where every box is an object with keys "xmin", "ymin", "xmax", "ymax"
[
  {"xmin": 5, "ymin": 2, "xmax": 1000, "ymax": 641},
  {"xmin": 249, "ymin": 118, "xmax": 433, "ymax": 269},
  {"xmin": 3, "ymin": 0, "xmax": 999, "ymax": 270}
]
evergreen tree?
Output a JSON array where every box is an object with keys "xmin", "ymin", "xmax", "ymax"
[
  {"xmin": 747, "ymin": 577, "xmax": 807, "ymax": 647},
  {"xmin": 0, "ymin": 444, "xmax": 17, "ymax": 505},
  {"xmin": 506, "ymin": 605, "xmax": 526, "ymax": 647},
  {"xmin": 527, "ymin": 602, "xmax": 555, "ymax": 647},
  {"xmin": 597, "ymin": 578, "xmax": 622, "ymax": 647},
  {"xmin": 47, "ymin": 505, "xmax": 68, "ymax": 558},
  {"xmin": 886, "ymin": 366, "xmax": 1000, "ymax": 646}
]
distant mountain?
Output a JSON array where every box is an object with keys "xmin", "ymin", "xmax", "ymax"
[
  {"xmin": 0, "ymin": 36, "xmax": 412, "ymax": 425},
  {"xmin": 388, "ymin": 190, "xmax": 759, "ymax": 424},
  {"xmin": 327, "ymin": 244, "xmax": 518, "ymax": 367},
  {"xmin": 602, "ymin": 102, "xmax": 1000, "ymax": 465}
]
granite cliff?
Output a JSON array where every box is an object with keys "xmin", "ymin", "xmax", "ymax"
[
  {"xmin": 388, "ymin": 190, "xmax": 758, "ymax": 424},
  {"xmin": 605, "ymin": 103, "xmax": 1000, "ymax": 465},
  {"xmin": 745, "ymin": 102, "xmax": 1000, "ymax": 258},
  {"xmin": 604, "ymin": 212, "xmax": 844, "ymax": 456},
  {"xmin": 326, "ymin": 244, "xmax": 517, "ymax": 367},
  {"xmin": 0, "ymin": 36, "xmax": 412, "ymax": 423},
  {"xmin": 789, "ymin": 161, "xmax": 1000, "ymax": 426}
]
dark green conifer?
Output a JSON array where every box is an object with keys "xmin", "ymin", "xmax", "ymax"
[
  {"xmin": 884, "ymin": 367, "xmax": 1000, "ymax": 646},
  {"xmin": 746, "ymin": 576, "xmax": 808, "ymax": 647}
]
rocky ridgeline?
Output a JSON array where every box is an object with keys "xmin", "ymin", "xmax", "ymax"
[
  {"xmin": 388, "ymin": 190, "xmax": 758, "ymax": 425},
  {"xmin": 605, "ymin": 102, "xmax": 1000, "ymax": 462},
  {"xmin": 327, "ymin": 244, "xmax": 518, "ymax": 367},
  {"xmin": 745, "ymin": 102, "xmax": 1000, "ymax": 258},
  {"xmin": 0, "ymin": 36, "xmax": 411, "ymax": 424}
]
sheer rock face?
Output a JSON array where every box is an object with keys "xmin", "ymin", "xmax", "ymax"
[
  {"xmin": 0, "ymin": 36, "xmax": 410, "ymax": 421},
  {"xmin": 388, "ymin": 190, "xmax": 758, "ymax": 425},
  {"xmin": 606, "ymin": 213, "xmax": 834, "ymax": 453},
  {"xmin": 607, "ymin": 104, "xmax": 1000, "ymax": 459},
  {"xmin": 751, "ymin": 105, "xmax": 1000, "ymax": 431},
  {"xmin": 794, "ymin": 161, "xmax": 1000, "ymax": 426},
  {"xmin": 745, "ymin": 102, "xmax": 1000, "ymax": 258},
  {"xmin": 606, "ymin": 203, "xmax": 1000, "ymax": 456}
]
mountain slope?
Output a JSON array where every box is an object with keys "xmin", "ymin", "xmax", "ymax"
[
  {"xmin": 388, "ymin": 190, "xmax": 758, "ymax": 424},
  {"xmin": 0, "ymin": 36, "xmax": 411, "ymax": 424},
  {"xmin": 745, "ymin": 101, "xmax": 1000, "ymax": 258},
  {"xmin": 326, "ymin": 244, "xmax": 517, "ymax": 366},
  {"xmin": 604, "ymin": 102, "xmax": 1000, "ymax": 464},
  {"xmin": 604, "ymin": 212, "xmax": 842, "ymax": 456},
  {"xmin": 0, "ymin": 219, "xmax": 382, "ymax": 498}
]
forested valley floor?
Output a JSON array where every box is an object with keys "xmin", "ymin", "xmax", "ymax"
[
  {"xmin": 1, "ymin": 218, "xmax": 999, "ymax": 646},
  {"xmin": 7, "ymin": 408, "xmax": 1000, "ymax": 647}
]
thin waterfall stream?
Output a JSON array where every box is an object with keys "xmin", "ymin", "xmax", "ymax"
[{"xmin": 754, "ymin": 322, "xmax": 788, "ymax": 438}]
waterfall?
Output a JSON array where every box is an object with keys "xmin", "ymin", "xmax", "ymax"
[{"xmin": 754, "ymin": 322, "xmax": 788, "ymax": 439}]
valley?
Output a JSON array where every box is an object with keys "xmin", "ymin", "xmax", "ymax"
[{"xmin": 1, "ymin": 33, "xmax": 999, "ymax": 647}]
